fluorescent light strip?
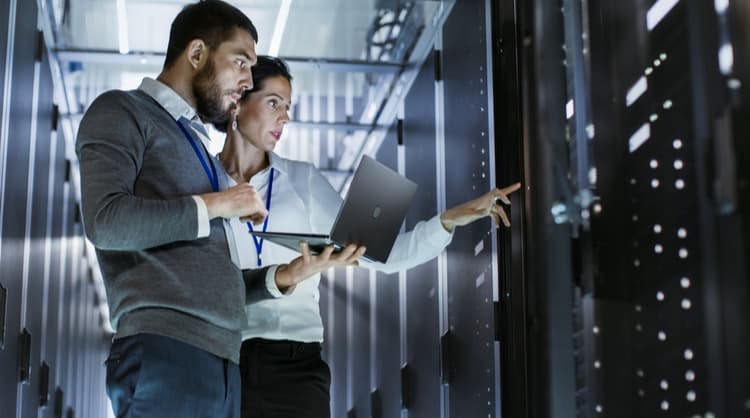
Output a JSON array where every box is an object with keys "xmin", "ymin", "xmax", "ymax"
[
  {"xmin": 268, "ymin": 0, "xmax": 292, "ymax": 56},
  {"xmin": 116, "ymin": 0, "xmax": 129, "ymax": 54},
  {"xmin": 628, "ymin": 123, "xmax": 651, "ymax": 153},
  {"xmin": 626, "ymin": 76, "xmax": 648, "ymax": 107},
  {"xmin": 646, "ymin": 0, "xmax": 680, "ymax": 31}
]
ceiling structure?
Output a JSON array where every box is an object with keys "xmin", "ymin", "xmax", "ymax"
[{"xmin": 46, "ymin": 0, "xmax": 450, "ymax": 187}]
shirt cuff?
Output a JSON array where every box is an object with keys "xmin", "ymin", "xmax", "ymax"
[
  {"xmin": 426, "ymin": 215, "xmax": 454, "ymax": 246},
  {"xmin": 264, "ymin": 265, "xmax": 290, "ymax": 298},
  {"xmin": 192, "ymin": 196, "xmax": 210, "ymax": 238}
]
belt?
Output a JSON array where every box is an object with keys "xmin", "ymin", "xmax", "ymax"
[{"xmin": 243, "ymin": 338, "xmax": 322, "ymax": 358}]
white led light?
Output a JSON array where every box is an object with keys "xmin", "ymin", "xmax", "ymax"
[
  {"xmin": 678, "ymin": 228, "xmax": 687, "ymax": 238},
  {"xmin": 269, "ymin": 0, "xmax": 293, "ymax": 56},
  {"xmin": 647, "ymin": 0, "xmax": 680, "ymax": 31},
  {"xmin": 680, "ymin": 277, "xmax": 691, "ymax": 288},
  {"xmin": 650, "ymin": 159, "xmax": 659, "ymax": 169},
  {"xmin": 673, "ymin": 139, "xmax": 683, "ymax": 149},
  {"xmin": 116, "ymin": 0, "xmax": 130, "ymax": 54},
  {"xmin": 656, "ymin": 291, "xmax": 665, "ymax": 300},
  {"xmin": 653, "ymin": 224, "xmax": 662, "ymax": 233},
  {"xmin": 629, "ymin": 123, "xmax": 651, "ymax": 153},
  {"xmin": 566, "ymin": 99, "xmax": 575, "ymax": 119},
  {"xmin": 626, "ymin": 76, "xmax": 648, "ymax": 107},
  {"xmin": 684, "ymin": 348, "xmax": 694, "ymax": 360},
  {"xmin": 660, "ymin": 379, "xmax": 669, "ymax": 390},
  {"xmin": 685, "ymin": 370, "xmax": 695, "ymax": 381},
  {"xmin": 719, "ymin": 43, "xmax": 734, "ymax": 75},
  {"xmin": 651, "ymin": 179, "xmax": 660, "ymax": 188},
  {"xmin": 682, "ymin": 298, "xmax": 692, "ymax": 310},
  {"xmin": 687, "ymin": 390, "xmax": 696, "ymax": 402},
  {"xmin": 715, "ymin": 0, "xmax": 729, "ymax": 14},
  {"xmin": 674, "ymin": 159, "xmax": 684, "ymax": 169}
]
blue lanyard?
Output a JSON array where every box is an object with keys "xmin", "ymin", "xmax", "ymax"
[
  {"xmin": 176, "ymin": 119, "xmax": 219, "ymax": 192},
  {"xmin": 246, "ymin": 167, "xmax": 275, "ymax": 266}
]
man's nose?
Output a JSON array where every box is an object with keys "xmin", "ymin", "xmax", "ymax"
[{"xmin": 240, "ymin": 67, "xmax": 253, "ymax": 92}]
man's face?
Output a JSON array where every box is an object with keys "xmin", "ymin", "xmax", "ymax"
[{"xmin": 193, "ymin": 28, "xmax": 256, "ymax": 124}]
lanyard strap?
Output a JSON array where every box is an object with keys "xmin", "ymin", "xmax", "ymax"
[
  {"xmin": 246, "ymin": 167, "xmax": 275, "ymax": 266},
  {"xmin": 176, "ymin": 118, "xmax": 219, "ymax": 192}
]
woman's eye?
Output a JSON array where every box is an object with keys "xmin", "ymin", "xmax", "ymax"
[{"xmin": 268, "ymin": 100, "xmax": 278, "ymax": 108}]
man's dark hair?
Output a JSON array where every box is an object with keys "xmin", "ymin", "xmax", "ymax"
[
  {"xmin": 213, "ymin": 56, "xmax": 293, "ymax": 133},
  {"xmin": 164, "ymin": 0, "xmax": 258, "ymax": 69}
]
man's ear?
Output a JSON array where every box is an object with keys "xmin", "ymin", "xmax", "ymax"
[{"xmin": 186, "ymin": 39, "xmax": 208, "ymax": 70}]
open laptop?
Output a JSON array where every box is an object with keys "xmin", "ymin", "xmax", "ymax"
[{"xmin": 250, "ymin": 155, "xmax": 418, "ymax": 263}]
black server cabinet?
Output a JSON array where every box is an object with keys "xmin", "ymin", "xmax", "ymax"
[
  {"xmin": 372, "ymin": 130, "xmax": 402, "ymax": 418},
  {"xmin": 402, "ymin": 50, "xmax": 442, "ymax": 418},
  {"xmin": 0, "ymin": 1, "xmax": 40, "ymax": 415},
  {"xmin": 442, "ymin": 1, "xmax": 501, "ymax": 416}
]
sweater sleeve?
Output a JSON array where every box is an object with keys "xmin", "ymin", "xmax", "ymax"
[{"xmin": 75, "ymin": 91, "xmax": 200, "ymax": 251}]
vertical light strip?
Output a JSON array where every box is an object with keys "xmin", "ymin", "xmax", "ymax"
[
  {"xmin": 66, "ymin": 235, "xmax": 82, "ymax": 414},
  {"xmin": 346, "ymin": 267, "xmax": 354, "ymax": 412},
  {"xmin": 298, "ymin": 92, "xmax": 309, "ymax": 161},
  {"xmin": 40, "ymin": 126, "xmax": 58, "ymax": 365},
  {"xmin": 327, "ymin": 72, "xmax": 336, "ymax": 163},
  {"xmin": 434, "ymin": 32, "xmax": 449, "ymax": 418},
  {"xmin": 12, "ymin": 4, "xmax": 26, "ymax": 417},
  {"xmin": 485, "ymin": 0, "xmax": 502, "ymax": 415},
  {"xmin": 0, "ymin": 0, "xmax": 17, "ymax": 263},
  {"xmin": 55, "ymin": 182, "xmax": 70, "ymax": 385},
  {"xmin": 116, "ymin": 0, "xmax": 129, "ymax": 54},
  {"xmin": 327, "ymin": 268, "xmax": 336, "ymax": 418},
  {"xmin": 312, "ymin": 70, "xmax": 321, "ymax": 166},
  {"xmin": 369, "ymin": 269, "xmax": 377, "ymax": 391},
  {"xmin": 397, "ymin": 99, "xmax": 408, "ymax": 418},
  {"xmin": 20, "ymin": 37, "xmax": 42, "ymax": 329},
  {"xmin": 268, "ymin": 0, "xmax": 292, "ymax": 56}
]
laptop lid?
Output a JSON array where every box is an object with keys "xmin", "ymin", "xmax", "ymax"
[
  {"xmin": 251, "ymin": 155, "xmax": 417, "ymax": 263},
  {"xmin": 328, "ymin": 155, "xmax": 417, "ymax": 262}
]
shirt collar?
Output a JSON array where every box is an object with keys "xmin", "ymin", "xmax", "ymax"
[
  {"xmin": 267, "ymin": 151, "xmax": 290, "ymax": 175},
  {"xmin": 138, "ymin": 77, "xmax": 199, "ymax": 122}
]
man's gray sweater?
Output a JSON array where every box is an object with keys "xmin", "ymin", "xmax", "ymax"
[{"xmin": 76, "ymin": 88, "xmax": 269, "ymax": 363}]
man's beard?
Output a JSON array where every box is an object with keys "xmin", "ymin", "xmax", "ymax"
[{"xmin": 193, "ymin": 58, "xmax": 231, "ymax": 125}]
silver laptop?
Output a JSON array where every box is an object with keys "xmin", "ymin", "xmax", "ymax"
[{"xmin": 250, "ymin": 155, "xmax": 418, "ymax": 263}]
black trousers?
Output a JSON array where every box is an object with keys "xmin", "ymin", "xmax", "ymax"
[{"xmin": 240, "ymin": 338, "xmax": 331, "ymax": 418}]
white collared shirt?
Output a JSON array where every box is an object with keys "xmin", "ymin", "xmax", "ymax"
[{"xmin": 222, "ymin": 152, "xmax": 453, "ymax": 342}]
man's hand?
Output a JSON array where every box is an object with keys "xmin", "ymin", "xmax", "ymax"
[
  {"xmin": 274, "ymin": 242, "xmax": 367, "ymax": 293},
  {"xmin": 440, "ymin": 182, "xmax": 522, "ymax": 231},
  {"xmin": 200, "ymin": 183, "xmax": 268, "ymax": 224}
]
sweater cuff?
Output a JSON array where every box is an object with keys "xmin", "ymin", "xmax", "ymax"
[{"xmin": 192, "ymin": 196, "xmax": 210, "ymax": 238}]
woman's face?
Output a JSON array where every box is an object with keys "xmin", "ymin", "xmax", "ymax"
[{"xmin": 236, "ymin": 75, "xmax": 292, "ymax": 152}]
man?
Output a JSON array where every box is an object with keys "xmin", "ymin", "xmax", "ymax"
[{"xmin": 76, "ymin": 2, "xmax": 363, "ymax": 417}]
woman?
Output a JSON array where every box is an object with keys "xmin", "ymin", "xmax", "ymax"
[{"xmin": 215, "ymin": 56, "xmax": 520, "ymax": 418}]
